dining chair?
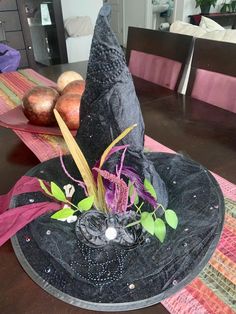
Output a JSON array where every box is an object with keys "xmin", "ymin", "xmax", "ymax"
[
  {"xmin": 186, "ymin": 38, "xmax": 236, "ymax": 113},
  {"xmin": 126, "ymin": 27, "xmax": 193, "ymax": 92}
]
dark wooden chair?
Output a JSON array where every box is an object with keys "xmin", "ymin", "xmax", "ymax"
[
  {"xmin": 126, "ymin": 27, "xmax": 193, "ymax": 93},
  {"xmin": 186, "ymin": 38, "xmax": 236, "ymax": 113}
]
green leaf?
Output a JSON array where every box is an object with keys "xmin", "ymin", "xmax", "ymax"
[
  {"xmin": 144, "ymin": 178, "xmax": 157, "ymax": 200},
  {"xmin": 39, "ymin": 179, "xmax": 52, "ymax": 196},
  {"xmin": 141, "ymin": 212, "xmax": 155, "ymax": 235},
  {"xmin": 134, "ymin": 195, "xmax": 139, "ymax": 205},
  {"xmin": 165, "ymin": 209, "xmax": 178, "ymax": 229},
  {"xmin": 128, "ymin": 181, "xmax": 133, "ymax": 196},
  {"xmin": 51, "ymin": 182, "xmax": 66, "ymax": 202},
  {"xmin": 77, "ymin": 195, "xmax": 94, "ymax": 211},
  {"xmin": 129, "ymin": 183, "xmax": 139, "ymax": 205},
  {"xmin": 51, "ymin": 207, "xmax": 74, "ymax": 220},
  {"xmin": 154, "ymin": 218, "xmax": 166, "ymax": 243}
]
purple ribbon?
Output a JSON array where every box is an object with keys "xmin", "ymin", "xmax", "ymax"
[{"xmin": 0, "ymin": 176, "xmax": 61, "ymax": 246}]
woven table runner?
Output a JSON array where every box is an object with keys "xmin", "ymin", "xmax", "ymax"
[
  {"xmin": 0, "ymin": 69, "xmax": 68, "ymax": 161},
  {"xmin": 0, "ymin": 69, "xmax": 235, "ymax": 314}
]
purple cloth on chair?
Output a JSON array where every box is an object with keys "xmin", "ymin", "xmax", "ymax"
[
  {"xmin": 191, "ymin": 69, "xmax": 236, "ymax": 113},
  {"xmin": 128, "ymin": 50, "xmax": 182, "ymax": 90},
  {"xmin": 0, "ymin": 43, "xmax": 21, "ymax": 72}
]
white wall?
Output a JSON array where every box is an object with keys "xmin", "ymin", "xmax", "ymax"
[
  {"xmin": 123, "ymin": 0, "xmax": 152, "ymax": 46},
  {"xmin": 61, "ymin": 0, "xmax": 103, "ymax": 63},
  {"xmin": 61, "ymin": 0, "xmax": 103, "ymax": 26}
]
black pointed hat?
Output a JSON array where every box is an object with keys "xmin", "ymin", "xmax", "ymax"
[
  {"xmin": 5, "ymin": 4, "xmax": 224, "ymax": 312},
  {"xmin": 76, "ymin": 4, "xmax": 168, "ymax": 208},
  {"xmin": 77, "ymin": 4, "xmax": 145, "ymax": 158}
]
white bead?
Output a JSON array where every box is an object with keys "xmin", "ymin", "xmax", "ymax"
[
  {"xmin": 105, "ymin": 227, "xmax": 117, "ymax": 240},
  {"xmin": 129, "ymin": 284, "xmax": 135, "ymax": 289}
]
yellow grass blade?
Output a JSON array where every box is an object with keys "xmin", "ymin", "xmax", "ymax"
[
  {"xmin": 54, "ymin": 109, "xmax": 99, "ymax": 208},
  {"xmin": 99, "ymin": 124, "xmax": 137, "ymax": 168},
  {"xmin": 97, "ymin": 175, "xmax": 108, "ymax": 212}
]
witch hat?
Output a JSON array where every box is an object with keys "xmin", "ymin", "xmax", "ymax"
[
  {"xmin": 76, "ymin": 4, "xmax": 168, "ymax": 209},
  {"xmin": 0, "ymin": 4, "xmax": 224, "ymax": 311}
]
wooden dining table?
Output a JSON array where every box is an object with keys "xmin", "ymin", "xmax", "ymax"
[{"xmin": 0, "ymin": 62, "xmax": 236, "ymax": 314}]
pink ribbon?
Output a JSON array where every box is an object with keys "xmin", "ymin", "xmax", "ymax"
[{"xmin": 0, "ymin": 176, "xmax": 61, "ymax": 246}]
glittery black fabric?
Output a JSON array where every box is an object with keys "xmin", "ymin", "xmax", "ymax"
[
  {"xmin": 75, "ymin": 4, "xmax": 168, "ymax": 209},
  {"xmin": 76, "ymin": 5, "xmax": 144, "ymax": 159},
  {"xmin": 11, "ymin": 4, "xmax": 224, "ymax": 311},
  {"xmin": 12, "ymin": 153, "xmax": 224, "ymax": 310},
  {"xmin": 75, "ymin": 210, "xmax": 143, "ymax": 249}
]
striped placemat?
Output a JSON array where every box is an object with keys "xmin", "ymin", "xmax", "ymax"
[{"xmin": 0, "ymin": 69, "xmax": 235, "ymax": 314}]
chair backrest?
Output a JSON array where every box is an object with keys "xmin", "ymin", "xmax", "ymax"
[
  {"xmin": 126, "ymin": 27, "xmax": 193, "ymax": 91},
  {"xmin": 186, "ymin": 38, "xmax": 236, "ymax": 113}
]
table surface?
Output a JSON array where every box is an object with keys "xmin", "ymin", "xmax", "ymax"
[{"xmin": 0, "ymin": 62, "xmax": 236, "ymax": 313}]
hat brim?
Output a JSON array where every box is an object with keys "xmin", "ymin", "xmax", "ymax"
[{"xmin": 11, "ymin": 152, "xmax": 224, "ymax": 311}]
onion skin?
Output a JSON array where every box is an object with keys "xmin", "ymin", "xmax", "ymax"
[
  {"xmin": 22, "ymin": 86, "xmax": 59, "ymax": 126},
  {"xmin": 55, "ymin": 94, "xmax": 81, "ymax": 130}
]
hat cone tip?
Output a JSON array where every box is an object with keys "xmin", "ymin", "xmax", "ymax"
[{"xmin": 99, "ymin": 3, "xmax": 111, "ymax": 17}]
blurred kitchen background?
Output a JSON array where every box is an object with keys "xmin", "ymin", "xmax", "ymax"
[{"xmin": 0, "ymin": 0, "xmax": 223, "ymax": 69}]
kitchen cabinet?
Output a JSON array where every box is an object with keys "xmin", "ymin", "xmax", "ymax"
[
  {"xmin": 0, "ymin": 0, "xmax": 67, "ymax": 69},
  {"xmin": 0, "ymin": 0, "xmax": 29, "ymax": 68},
  {"xmin": 17, "ymin": 0, "xmax": 67, "ymax": 68}
]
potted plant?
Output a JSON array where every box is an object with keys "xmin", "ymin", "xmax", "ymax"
[
  {"xmin": 195, "ymin": 0, "xmax": 218, "ymax": 14},
  {"xmin": 220, "ymin": 0, "xmax": 236, "ymax": 13}
]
